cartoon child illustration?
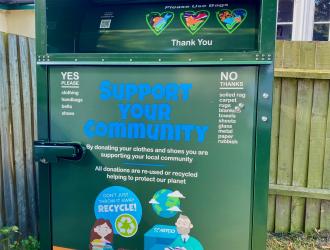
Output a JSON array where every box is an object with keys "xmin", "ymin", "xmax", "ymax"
[
  {"xmin": 90, "ymin": 219, "xmax": 114, "ymax": 250},
  {"xmin": 165, "ymin": 215, "xmax": 203, "ymax": 250}
]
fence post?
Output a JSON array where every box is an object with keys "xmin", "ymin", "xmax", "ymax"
[
  {"xmin": 8, "ymin": 34, "xmax": 28, "ymax": 235},
  {"xmin": 290, "ymin": 42, "xmax": 314, "ymax": 232},
  {"xmin": 0, "ymin": 32, "xmax": 17, "ymax": 227},
  {"xmin": 305, "ymin": 81, "xmax": 329, "ymax": 232}
]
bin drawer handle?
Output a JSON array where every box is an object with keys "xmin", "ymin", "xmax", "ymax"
[{"xmin": 34, "ymin": 141, "xmax": 86, "ymax": 164}]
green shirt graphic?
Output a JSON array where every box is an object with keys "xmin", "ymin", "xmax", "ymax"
[{"xmin": 170, "ymin": 236, "xmax": 203, "ymax": 250}]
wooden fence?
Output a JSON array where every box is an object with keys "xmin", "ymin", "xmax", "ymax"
[
  {"xmin": 0, "ymin": 34, "xmax": 329, "ymax": 236},
  {"xmin": 0, "ymin": 32, "xmax": 38, "ymax": 237},
  {"xmin": 268, "ymin": 41, "xmax": 330, "ymax": 232}
]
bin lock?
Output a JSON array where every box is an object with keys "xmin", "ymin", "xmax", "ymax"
[{"xmin": 34, "ymin": 141, "xmax": 86, "ymax": 164}]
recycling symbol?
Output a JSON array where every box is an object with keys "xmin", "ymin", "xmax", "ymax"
[{"xmin": 115, "ymin": 214, "xmax": 138, "ymax": 237}]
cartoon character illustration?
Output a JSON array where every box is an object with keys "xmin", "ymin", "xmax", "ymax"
[
  {"xmin": 184, "ymin": 12, "xmax": 208, "ymax": 28},
  {"xmin": 146, "ymin": 11, "xmax": 175, "ymax": 35},
  {"xmin": 152, "ymin": 13, "xmax": 173, "ymax": 33},
  {"xmin": 221, "ymin": 11, "xmax": 240, "ymax": 29},
  {"xmin": 218, "ymin": 9, "xmax": 247, "ymax": 31},
  {"xmin": 90, "ymin": 219, "xmax": 114, "ymax": 250},
  {"xmin": 219, "ymin": 10, "xmax": 231, "ymax": 21},
  {"xmin": 180, "ymin": 11, "xmax": 209, "ymax": 35},
  {"xmin": 165, "ymin": 215, "xmax": 203, "ymax": 250}
]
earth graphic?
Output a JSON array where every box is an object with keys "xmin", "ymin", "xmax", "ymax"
[{"xmin": 151, "ymin": 189, "xmax": 181, "ymax": 218}]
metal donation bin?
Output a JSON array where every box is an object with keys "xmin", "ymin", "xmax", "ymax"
[{"xmin": 34, "ymin": 0, "xmax": 277, "ymax": 249}]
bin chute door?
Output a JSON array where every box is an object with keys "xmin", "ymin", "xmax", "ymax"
[{"xmin": 49, "ymin": 66, "xmax": 258, "ymax": 250}]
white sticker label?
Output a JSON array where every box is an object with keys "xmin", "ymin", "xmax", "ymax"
[{"xmin": 100, "ymin": 19, "xmax": 112, "ymax": 29}]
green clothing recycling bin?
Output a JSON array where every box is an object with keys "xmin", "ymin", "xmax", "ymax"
[{"xmin": 34, "ymin": 0, "xmax": 276, "ymax": 249}]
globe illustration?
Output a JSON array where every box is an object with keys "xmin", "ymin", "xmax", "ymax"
[{"xmin": 151, "ymin": 189, "xmax": 181, "ymax": 218}]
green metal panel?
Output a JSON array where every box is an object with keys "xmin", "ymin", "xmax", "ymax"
[
  {"xmin": 36, "ymin": 64, "xmax": 52, "ymax": 250},
  {"xmin": 35, "ymin": 0, "xmax": 277, "ymax": 249},
  {"xmin": 259, "ymin": 0, "xmax": 277, "ymax": 54},
  {"xmin": 36, "ymin": 0, "xmax": 47, "ymax": 55},
  {"xmin": 36, "ymin": 0, "xmax": 276, "ymax": 62},
  {"xmin": 0, "ymin": 4, "xmax": 35, "ymax": 10},
  {"xmin": 36, "ymin": 1, "xmax": 52, "ymax": 249},
  {"xmin": 37, "ymin": 53, "xmax": 272, "ymax": 65},
  {"xmin": 252, "ymin": 64, "xmax": 274, "ymax": 249},
  {"xmin": 49, "ymin": 66, "xmax": 258, "ymax": 249},
  {"xmin": 78, "ymin": 1, "xmax": 259, "ymax": 53}
]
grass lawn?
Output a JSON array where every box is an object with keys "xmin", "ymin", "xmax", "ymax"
[{"xmin": 267, "ymin": 231, "xmax": 330, "ymax": 250}]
